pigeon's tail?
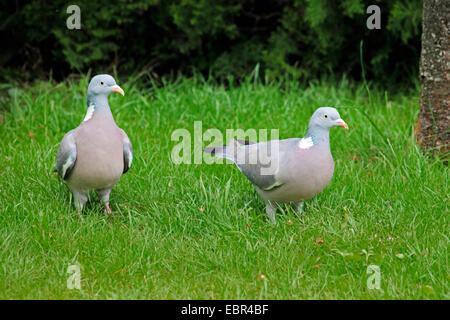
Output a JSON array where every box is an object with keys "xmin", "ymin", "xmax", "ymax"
[
  {"xmin": 203, "ymin": 145, "xmax": 234, "ymax": 161},
  {"xmin": 203, "ymin": 140, "xmax": 243, "ymax": 162},
  {"xmin": 235, "ymin": 139, "xmax": 256, "ymax": 146}
]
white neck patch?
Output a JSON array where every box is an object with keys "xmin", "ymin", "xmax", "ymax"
[
  {"xmin": 298, "ymin": 137, "xmax": 314, "ymax": 149},
  {"xmin": 83, "ymin": 104, "xmax": 95, "ymax": 122}
]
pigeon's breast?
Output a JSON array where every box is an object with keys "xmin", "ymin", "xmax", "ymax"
[
  {"xmin": 68, "ymin": 119, "xmax": 124, "ymax": 190},
  {"xmin": 260, "ymin": 145, "xmax": 335, "ymax": 203}
]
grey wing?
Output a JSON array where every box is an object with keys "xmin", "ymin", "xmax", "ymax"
[
  {"xmin": 235, "ymin": 139, "xmax": 298, "ymax": 191},
  {"xmin": 120, "ymin": 129, "xmax": 133, "ymax": 174},
  {"xmin": 56, "ymin": 130, "xmax": 77, "ymax": 180},
  {"xmin": 238, "ymin": 162, "xmax": 282, "ymax": 191}
]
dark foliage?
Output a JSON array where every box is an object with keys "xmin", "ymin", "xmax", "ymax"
[{"xmin": 0, "ymin": 0, "xmax": 422, "ymax": 85}]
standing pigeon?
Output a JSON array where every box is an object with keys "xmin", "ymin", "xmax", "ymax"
[
  {"xmin": 204, "ymin": 107, "xmax": 348, "ymax": 222},
  {"xmin": 56, "ymin": 74, "xmax": 133, "ymax": 219}
]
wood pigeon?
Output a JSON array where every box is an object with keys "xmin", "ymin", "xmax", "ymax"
[
  {"xmin": 56, "ymin": 74, "xmax": 133, "ymax": 219},
  {"xmin": 204, "ymin": 107, "xmax": 348, "ymax": 223}
]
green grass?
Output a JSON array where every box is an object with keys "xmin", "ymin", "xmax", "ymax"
[{"xmin": 0, "ymin": 76, "xmax": 448, "ymax": 299}]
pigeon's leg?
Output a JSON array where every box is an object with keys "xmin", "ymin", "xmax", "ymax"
[
  {"xmin": 72, "ymin": 191, "xmax": 87, "ymax": 221},
  {"xmin": 97, "ymin": 188, "xmax": 112, "ymax": 214},
  {"xmin": 297, "ymin": 202, "xmax": 304, "ymax": 216},
  {"xmin": 265, "ymin": 202, "xmax": 277, "ymax": 224}
]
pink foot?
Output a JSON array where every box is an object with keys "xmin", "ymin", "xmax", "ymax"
[
  {"xmin": 76, "ymin": 212, "xmax": 84, "ymax": 222},
  {"xmin": 106, "ymin": 204, "xmax": 112, "ymax": 214}
]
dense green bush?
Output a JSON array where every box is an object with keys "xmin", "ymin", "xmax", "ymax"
[{"xmin": 0, "ymin": 0, "xmax": 422, "ymax": 85}]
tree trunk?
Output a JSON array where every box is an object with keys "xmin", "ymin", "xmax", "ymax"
[{"xmin": 416, "ymin": 0, "xmax": 449, "ymax": 154}]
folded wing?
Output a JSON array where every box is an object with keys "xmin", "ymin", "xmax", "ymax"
[
  {"xmin": 120, "ymin": 128, "xmax": 133, "ymax": 174},
  {"xmin": 56, "ymin": 130, "xmax": 77, "ymax": 180}
]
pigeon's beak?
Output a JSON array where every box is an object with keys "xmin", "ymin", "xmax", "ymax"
[
  {"xmin": 110, "ymin": 85, "xmax": 125, "ymax": 96},
  {"xmin": 335, "ymin": 119, "xmax": 349, "ymax": 130}
]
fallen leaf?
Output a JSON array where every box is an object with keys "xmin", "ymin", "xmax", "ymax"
[
  {"xmin": 312, "ymin": 264, "xmax": 321, "ymax": 268},
  {"xmin": 28, "ymin": 131, "xmax": 35, "ymax": 138}
]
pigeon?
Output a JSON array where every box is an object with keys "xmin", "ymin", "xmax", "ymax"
[
  {"xmin": 56, "ymin": 74, "xmax": 133, "ymax": 219},
  {"xmin": 204, "ymin": 107, "xmax": 348, "ymax": 222}
]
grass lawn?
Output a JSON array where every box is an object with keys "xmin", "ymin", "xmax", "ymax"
[{"xmin": 0, "ymin": 76, "xmax": 448, "ymax": 299}]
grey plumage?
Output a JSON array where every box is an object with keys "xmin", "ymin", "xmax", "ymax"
[
  {"xmin": 204, "ymin": 107, "xmax": 348, "ymax": 223},
  {"xmin": 56, "ymin": 129, "xmax": 76, "ymax": 179},
  {"xmin": 120, "ymin": 128, "xmax": 133, "ymax": 174},
  {"xmin": 56, "ymin": 74, "xmax": 133, "ymax": 217}
]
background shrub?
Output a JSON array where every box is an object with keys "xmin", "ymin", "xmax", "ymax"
[{"xmin": 0, "ymin": 0, "xmax": 422, "ymax": 85}]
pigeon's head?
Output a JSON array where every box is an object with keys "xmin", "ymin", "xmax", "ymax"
[
  {"xmin": 309, "ymin": 107, "xmax": 348, "ymax": 131},
  {"xmin": 87, "ymin": 74, "xmax": 124, "ymax": 97}
]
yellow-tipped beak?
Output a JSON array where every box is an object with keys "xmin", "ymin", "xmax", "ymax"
[
  {"xmin": 111, "ymin": 85, "xmax": 125, "ymax": 96},
  {"xmin": 335, "ymin": 119, "xmax": 349, "ymax": 130}
]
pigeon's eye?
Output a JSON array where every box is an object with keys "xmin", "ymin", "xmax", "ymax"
[
  {"xmin": 324, "ymin": 114, "xmax": 328, "ymax": 118},
  {"xmin": 100, "ymin": 81, "xmax": 104, "ymax": 85}
]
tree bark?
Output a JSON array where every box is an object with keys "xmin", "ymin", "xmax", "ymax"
[{"xmin": 417, "ymin": 0, "xmax": 449, "ymax": 154}]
